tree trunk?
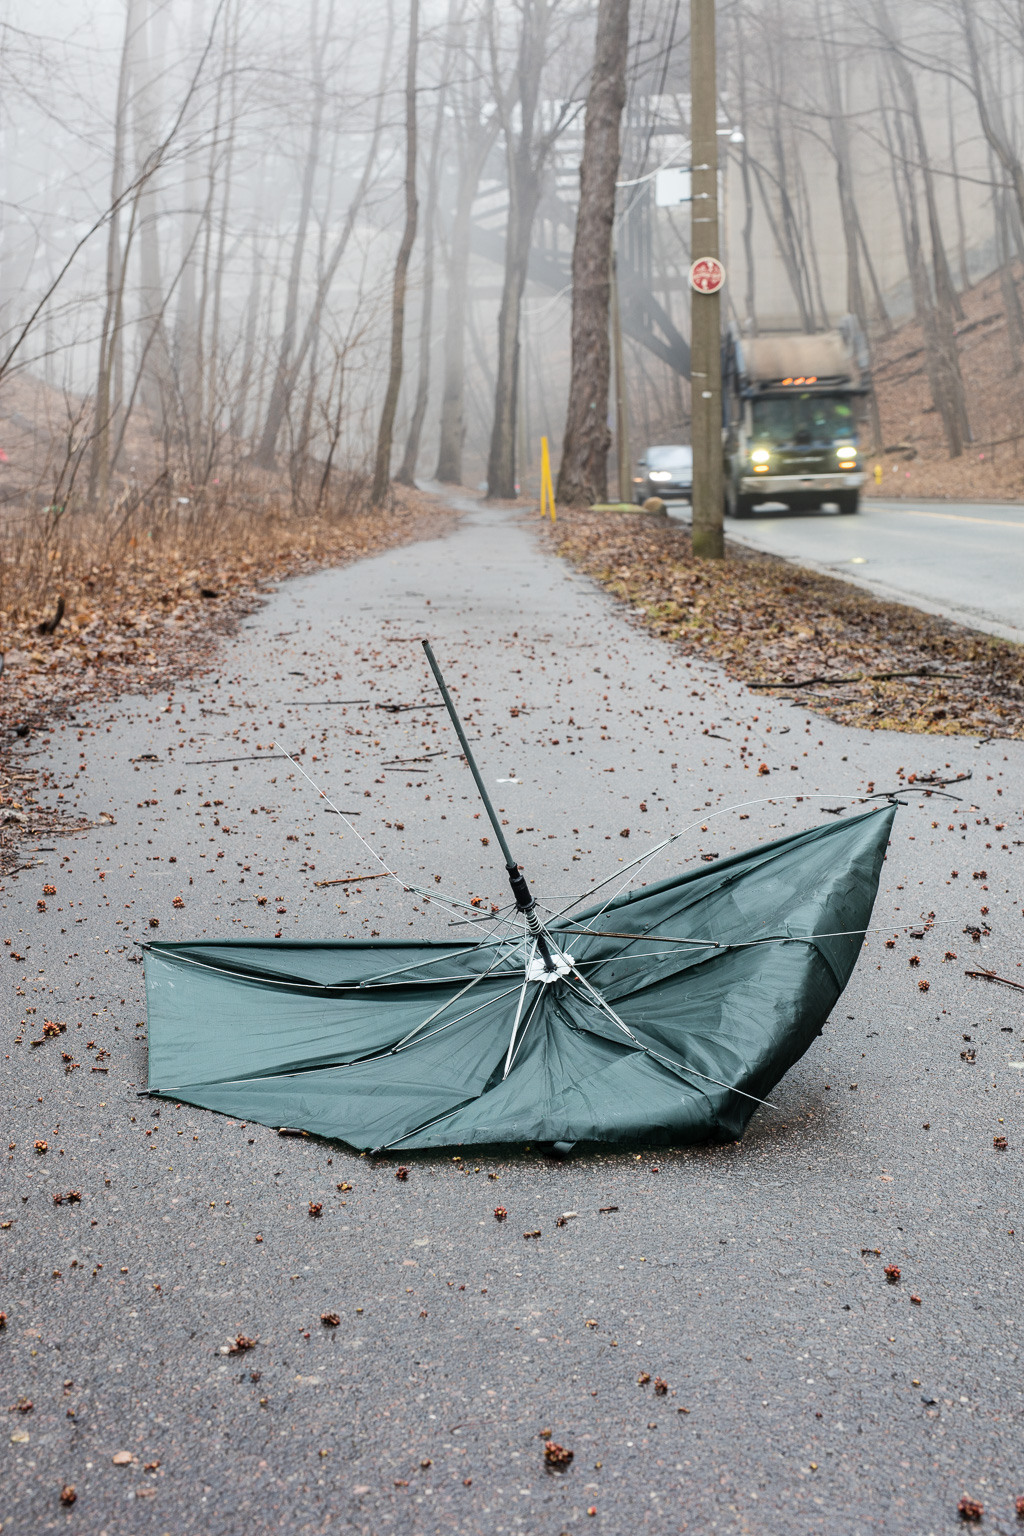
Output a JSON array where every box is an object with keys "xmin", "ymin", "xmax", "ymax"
[
  {"xmin": 485, "ymin": 0, "xmax": 554, "ymax": 501},
  {"xmin": 947, "ymin": 76, "xmax": 970, "ymax": 292},
  {"xmin": 397, "ymin": 0, "xmax": 456, "ymax": 487},
  {"xmin": 173, "ymin": 0, "xmax": 209, "ymax": 463},
  {"xmin": 370, "ymin": 0, "xmax": 419, "ymax": 508},
  {"xmin": 960, "ymin": 2, "xmax": 1024, "ymax": 235},
  {"xmin": 254, "ymin": 0, "xmax": 331, "ymax": 468},
  {"xmin": 131, "ymin": 0, "xmax": 175, "ymax": 440},
  {"xmin": 264, "ymin": 4, "xmax": 393, "ymax": 470},
  {"xmin": 733, "ymin": 15, "xmax": 757, "ymax": 332},
  {"xmin": 995, "ymin": 177, "xmax": 1024, "ymax": 374},
  {"xmin": 556, "ymin": 0, "xmax": 629, "ymax": 508},
  {"xmin": 434, "ymin": 122, "xmax": 497, "ymax": 482},
  {"xmin": 88, "ymin": 0, "xmax": 135, "ymax": 510},
  {"xmin": 880, "ymin": 75, "xmax": 967, "ymax": 458}
]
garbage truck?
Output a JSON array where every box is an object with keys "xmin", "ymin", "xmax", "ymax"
[{"xmin": 722, "ymin": 322, "xmax": 870, "ymax": 517}]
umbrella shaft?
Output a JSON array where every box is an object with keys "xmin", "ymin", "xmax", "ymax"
[
  {"xmin": 423, "ymin": 639, "xmax": 555, "ymax": 973},
  {"xmin": 507, "ymin": 862, "xmax": 555, "ymax": 970}
]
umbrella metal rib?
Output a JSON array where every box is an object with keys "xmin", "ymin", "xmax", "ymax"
[{"xmin": 390, "ymin": 943, "xmax": 521, "ymax": 1052}]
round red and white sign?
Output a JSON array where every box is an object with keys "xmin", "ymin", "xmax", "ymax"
[{"xmin": 689, "ymin": 256, "xmax": 725, "ymax": 294}]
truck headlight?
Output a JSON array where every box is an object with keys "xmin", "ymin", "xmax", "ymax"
[
  {"xmin": 750, "ymin": 449, "xmax": 771, "ymax": 465},
  {"xmin": 836, "ymin": 444, "xmax": 857, "ymax": 461},
  {"xmin": 648, "ymin": 470, "xmax": 672, "ymax": 482}
]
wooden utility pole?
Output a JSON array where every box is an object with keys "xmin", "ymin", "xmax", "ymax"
[{"xmin": 689, "ymin": 0, "xmax": 724, "ymax": 558}]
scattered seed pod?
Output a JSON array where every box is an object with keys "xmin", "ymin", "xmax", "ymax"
[
  {"xmin": 494, "ymin": 1206, "xmax": 507, "ymax": 1221},
  {"xmin": 654, "ymin": 1377, "xmax": 668, "ymax": 1396},
  {"xmin": 638, "ymin": 1372, "xmax": 651, "ymax": 1386},
  {"xmin": 34, "ymin": 1140, "xmax": 48, "ymax": 1154},
  {"xmin": 308, "ymin": 1202, "xmax": 323, "ymax": 1218},
  {"xmin": 395, "ymin": 1166, "xmax": 409, "ymax": 1181},
  {"xmin": 994, "ymin": 1136, "xmax": 1008, "ymax": 1150},
  {"xmin": 957, "ymin": 1495, "xmax": 983, "ymax": 1522},
  {"xmin": 225, "ymin": 1334, "xmax": 257, "ymax": 1355},
  {"xmin": 320, "ymin": 1312, "xmax": 340, "ymax": 1328},
  {"xmin": 884, "ymin": 1265, "xmax": 901, "ymax": 1284},
  {"xmin": 544, "ymin": 1442, "xmax": 573, "ymax": 1470},
  {"xmin": 60, "ymin": 1486, "xmax": 76, "ymax": 1506}
]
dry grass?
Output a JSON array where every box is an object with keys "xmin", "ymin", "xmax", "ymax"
[{"xmin": 548, "ymin": 507, "xmax": 1024, "ymax": 739}]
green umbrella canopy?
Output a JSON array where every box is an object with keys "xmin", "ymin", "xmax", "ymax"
[{"xmin": 143, "ymin": 803, "xmax": 896, "ymax": 1151}]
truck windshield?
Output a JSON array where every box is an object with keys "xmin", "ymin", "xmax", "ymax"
[{"xmin": 751, "ymin": 394, "xmax": 855, "ymax": 444}]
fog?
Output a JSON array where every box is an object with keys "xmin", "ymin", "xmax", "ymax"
[{"xmin": 0, "ymin": 0, "xmax": 1020, "ymax": 513}]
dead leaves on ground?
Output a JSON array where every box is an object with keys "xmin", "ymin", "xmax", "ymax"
[{"xmin": 549, "ymin": 510, "xmax": 1024, "ymax": 739}]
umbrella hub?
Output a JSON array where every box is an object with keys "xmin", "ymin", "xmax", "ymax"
[{"xmin": 527, "ymin": 946, "xmax": 573, "ymax": 984}]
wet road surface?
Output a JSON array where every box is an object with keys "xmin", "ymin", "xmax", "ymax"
[
  {"xmin": 3, "ymin": 495, "xmax": 1024, "ymax": 1534},
  {"xmin": 669, "ymin": 497, "xmax": 1024, "ymax": 644}
]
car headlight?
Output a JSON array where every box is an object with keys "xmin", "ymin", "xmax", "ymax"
[
  {"xmin": 836, "ymin": 445, "xmax": 857, "ymax": 461},
  {"xmin": 648, "ymin": 470, "xmax": 673, "ymax": 482},
  {"xmin": 750, "ymin": 449, "xmax": 771, "ymax": 465}
]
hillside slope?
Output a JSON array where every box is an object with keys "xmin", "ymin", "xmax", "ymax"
[{"xmin": 868, "ymin": 265, "xmax": 1024, "ymax": 501}]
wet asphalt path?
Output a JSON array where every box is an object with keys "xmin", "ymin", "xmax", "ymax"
[
  {"xmin": 3, "ymin": 496, "xmax": 1024, "ymax": 1535},
  {"xmin": 668, "ymin": 497, "xmax": 1024, "ymax": 644}
]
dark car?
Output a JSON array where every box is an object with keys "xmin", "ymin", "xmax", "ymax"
[{"xmin": 633, "ymin": 444, "xmax": 693, "ymax": 504}]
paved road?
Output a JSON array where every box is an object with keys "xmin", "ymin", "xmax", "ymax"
[
  {"xmin": 669, "ymin": 497, "xmax": 1024, "ymax": 644},
  {"xmin": 4, "ymin": 497, "xmax": 1024, "ymax": 1534}
]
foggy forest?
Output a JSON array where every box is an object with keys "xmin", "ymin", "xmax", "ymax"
[{"xmin": 3, "ymin": 0, "xmax": 1024, "ymax": 610}]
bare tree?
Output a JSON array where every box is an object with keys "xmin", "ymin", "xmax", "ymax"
[
  {"xmin": 254, "ymin": 0, "xmax": 334, "ymax": 467},
  {"xmin": 435, "ymin": 5, "xmax": 500, "ymax": 484},
  {"xmin": 556, "ymin": 0, "xmax": 629, "ymax": 507},
  {"xmin": 371, "ymin": 0, "xmax": 420, "ymax": 507},
  {"xmin": 86, "ymin": 0, "xmax": 137, "ymax": 510},
  {"xmin": 397, "ymin": 0, "xmax": 460, "ymax": 486},
  {"xmin": 485, "ymin": 0, "xmax": 577, "ymax": 499}
]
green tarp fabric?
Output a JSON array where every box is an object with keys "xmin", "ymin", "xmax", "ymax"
[{"xmin": 143, "ymin": 804, "xmax": 895, "ymax": 1150}]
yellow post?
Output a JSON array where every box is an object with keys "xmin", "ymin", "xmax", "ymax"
[{"xmin": 540, "ymin": 436, "xmax": 556, "ymax": 521}]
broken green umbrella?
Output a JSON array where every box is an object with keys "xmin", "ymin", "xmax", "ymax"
[{"xmin": 142, "ymin": 645, "xmax": 896, "ymax": 1151}]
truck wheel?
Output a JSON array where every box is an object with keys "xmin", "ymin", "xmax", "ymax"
[
  {"xmin": 836, "ymin": 491, "xmax": 860, "ymax": 514},
  {"xmin": 726, "ymin": 484, "xmax": 754, "ymax": 519}
]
